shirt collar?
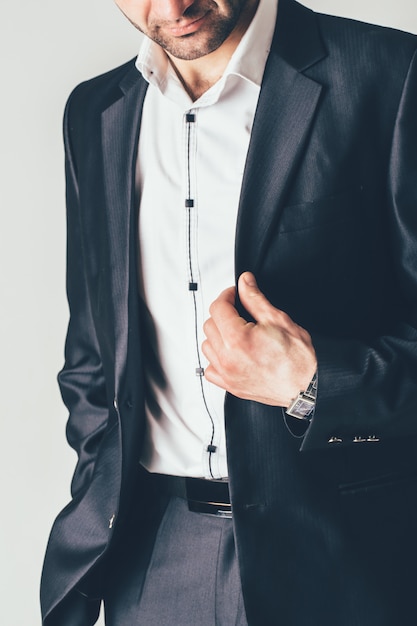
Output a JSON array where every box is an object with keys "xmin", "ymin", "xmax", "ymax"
[
  {"xmin": 225, "ymin": 0, "xmax": 278, "ymax": 86},
  {"xmin": 136, "ymin": 0, "xmax": 278, "ymax": 99}
]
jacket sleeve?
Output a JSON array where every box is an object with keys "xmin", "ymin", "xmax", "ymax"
[
  {"xmin": 303, "ymin": 49, "xmax": 417, "ymax": 450},
  {"xmin": 58, "ymin": 91, "xmax": 110, "ymax": 497}
]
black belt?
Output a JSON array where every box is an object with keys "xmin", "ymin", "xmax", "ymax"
[{"xmin": 147, "ymin": 472, "xmax": 232, "ymax": 518}]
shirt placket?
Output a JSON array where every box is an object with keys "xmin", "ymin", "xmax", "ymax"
[{"xmin": 183, "ymin": 108, "xmax": 222, "ymax": 479}]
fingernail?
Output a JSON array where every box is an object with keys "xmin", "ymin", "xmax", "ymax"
[{"xmin": 243, "ymin": 272, "xmax": 256, "ymax": 287}]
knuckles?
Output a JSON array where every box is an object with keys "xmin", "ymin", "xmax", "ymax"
[
  {"xmin": 208, "ymin": 298, "xmax": 223, "ymax": 318},
  {"xmin": 202, "ymin": 318, "xmax": 211, "ymax": 336},
  {"xmin": 270, "ymin": 308, "xmax": 292, "ymax": 328}
]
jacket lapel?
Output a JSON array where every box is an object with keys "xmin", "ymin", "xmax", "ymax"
[
  {"xmin": 101, "ymin": 67, "xmax": 148, "ymax": 384},
  {"xmin": 235, "ymin": 0, "xmax": 326, "ymax": 278}
]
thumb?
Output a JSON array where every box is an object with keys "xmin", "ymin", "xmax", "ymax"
[{"xmin": 238, "ymin": 272, "xmax": 274, "ymax": 323}]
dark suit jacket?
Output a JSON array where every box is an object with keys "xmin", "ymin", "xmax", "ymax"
[{"xmin": 41, "ymin": 1, "xmax": 417, "ymax": 624}]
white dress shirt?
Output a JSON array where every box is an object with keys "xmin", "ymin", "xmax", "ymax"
[{"xmin": 137, "ymin": 0, "xmax": 278, "ymax": 478}]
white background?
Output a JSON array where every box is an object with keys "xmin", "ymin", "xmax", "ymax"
[{"xmin": 1, "ymin": 1, "xmax": 416, "ymax": 624}]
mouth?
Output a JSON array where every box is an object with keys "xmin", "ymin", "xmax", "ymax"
[{"xmin": 167, "ymin": 11, "xmax": 210, "ymax": 37}]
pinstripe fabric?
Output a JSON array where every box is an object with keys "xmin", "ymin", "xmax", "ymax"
[{"xmin": 104, "ymin": 494, "xmax": 247, "ymax": 625}]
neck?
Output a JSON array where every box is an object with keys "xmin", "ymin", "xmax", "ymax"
[{"xmin": 167, "ymin": 0, "xmax": 259, "ymax": 101}]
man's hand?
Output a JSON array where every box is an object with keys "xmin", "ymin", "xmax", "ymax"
[{"xmin": 202, "ymin": 272, "xmax": 317, "ymax": 407}]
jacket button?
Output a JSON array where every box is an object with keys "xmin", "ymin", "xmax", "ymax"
[
  {"xmin": 328, "ymin": 436, "xmax": 343, "ymax": 444},
  {"xmin": 367, "ymin": 435, "xmax": 380, "ymax": 442},
  {"xmin": 353, "ymin": 436, "xmax": 368, "ymax": 443}
]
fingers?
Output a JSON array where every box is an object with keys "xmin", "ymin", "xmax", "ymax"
[
  {"xmin": 238, "ymin": 272, "xmax": 292, "ymax": 327},
  {"xmin": 201, "ymin": 318, "xmax": 222, "ymax": 368},
  {"xmin": 204, "ymin": 285, "xmax": 247, "ymax": 344},
  {"xmin": 202, "ymin": 273, "xmax": 317, "ymax": 406},
  {"xmin": 207, "ymin": 285, "xmax": 238, "ymax": 324},
  {"xmin": 202, "ymin": 284, "xmax": 244, "ymax": 380},
  {"xmin": 203, "ymin": 362, "xmax": 228, "ymax": 391},
  {"xmin": 203, "ymin": 273, "xmax": 286, "ymax": 357}
]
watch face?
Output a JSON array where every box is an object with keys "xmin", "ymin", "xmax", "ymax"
[{"xmin": 286, "ymin": 396, "xmax": 315, "ymax": 420}]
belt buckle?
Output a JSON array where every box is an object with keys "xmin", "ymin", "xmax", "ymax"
[
  {"xmin": 213, "ymin": 507, "xmax": 233, "ymax": 519},
  {"xmin": 185, "ymin": 478, "xmax": 232, "ymax": 518},
  {"xmin": 187, "ymin": 499, "xmax": 233, "ymax": 518}
]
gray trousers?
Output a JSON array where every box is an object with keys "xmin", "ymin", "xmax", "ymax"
[{"xmin": 104, "ymin": 492, "xmax": 248, "ymax": 625}]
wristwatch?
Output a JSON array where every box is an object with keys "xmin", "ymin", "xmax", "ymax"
[{"xmin": 285, "ymin": 371, "xmax": 318, "ymax": 421}]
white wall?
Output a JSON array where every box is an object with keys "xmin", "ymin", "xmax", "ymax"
[
  {"xmin": 1, "ymin": 3, "xmax": 140, "ymax": 624},
  {"xmin": 1, "ymin": 1, "xmax": 416, "ymax": 624}
]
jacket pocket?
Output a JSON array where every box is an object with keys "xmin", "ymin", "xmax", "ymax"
[
  {"xmin": 278, "ymin": 186, "xmax": 364, "ymax": 234},
  {"xmin": 339, "ymin": 470, "xmax": 417, "ymax": 496}
]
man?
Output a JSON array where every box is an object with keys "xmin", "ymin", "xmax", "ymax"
[{"xmin": 41, "ymin": 0, "xmax": 417, "ymax": 623}]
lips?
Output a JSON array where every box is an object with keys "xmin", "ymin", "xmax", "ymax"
[{"xmin": 167, "ymin": 11, "xmax": 210, "ymax": 36}]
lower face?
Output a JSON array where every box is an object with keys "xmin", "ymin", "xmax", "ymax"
[{"xmin": 115, "ymin": 0, "xmax": 255, "ymax": 60}]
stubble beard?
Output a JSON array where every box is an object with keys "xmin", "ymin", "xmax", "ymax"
[{"xmin": 136, "ymin": 0, "xmax": 245, "ymax": 60}]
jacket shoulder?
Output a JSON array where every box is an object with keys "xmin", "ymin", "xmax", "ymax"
[
  {"xmin": 316, "ymin": 8, "xmax": 417, "ymax": 57},
  {"xmin": 306, "ymin": 5, "xmax": 417, "ymax": 95},
  {"xmin": 66, "ymin": 57, "xmax": 141, "ymax": 119},
  {"xmin": 278, "ymin": 0, "xmax": 417, "ymax": 81}
]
